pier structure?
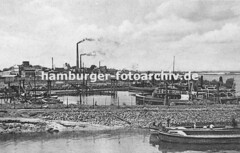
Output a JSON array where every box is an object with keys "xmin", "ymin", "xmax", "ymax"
[
  {"xmin": 47, "ymin": 80, "xmax": 52, "ymax": 97},
  {"xmin": 110, "ymin": 78, "xmax": 118, "ymax": 105}
]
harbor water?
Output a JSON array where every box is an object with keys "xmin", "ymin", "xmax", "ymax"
[
  {"xmin": 59, "ymin": 74, "xmax": 240, "ymax": 105},
  {"xmin": 59, "ymin": 91, "xmax": 137, "ymax": 106},
  {"xmin": 0, "ymin": 129, "xmax": 239, "ymax": 153}
]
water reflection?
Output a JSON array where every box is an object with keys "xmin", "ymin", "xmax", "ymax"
[
  {"xmin": 1, "ymin": 130, "xmax": 240, "ymax": 153},
  {"xmin": 59, "ymin": 91, "xmax": 137, "ymax": 106},
  {"xmin": 0, "ymin": 129, "xmax": 152, "ymax": 153},
  {"xmin": 149, "ymin": 134, "xmax": 240, "ymax": 153}
]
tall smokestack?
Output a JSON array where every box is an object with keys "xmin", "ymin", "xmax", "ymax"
[
  {"xmin": 52, "ymin": 57, "xmax": 54, "ymax": 70},
  {"xmin": 76, "ymin": 43, "xmax": 79, "ymax": 71},
  {"xmin": 76, "ymin": 38, "xmax": 95, "ymax": 72},
  {"xmin": 99, "ymin": 61, "xmax": 101, "ymax": 68}
]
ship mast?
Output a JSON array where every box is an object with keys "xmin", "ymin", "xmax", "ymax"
[
  {"xmin": 173, "ymin": 56, "xmax": 175, "ymax": 73},
  {"xmin": 172, "ymin": 56, "xmax": 175, "ymax": 88}
]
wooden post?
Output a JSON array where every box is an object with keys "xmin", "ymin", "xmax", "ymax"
[
  {"xmin": 79, "ymin": 92, "xmax": 82, "ymax": 105},
  {"xmin": 76, "ymin": 43, "xmax": 79, "ymax": 72},
  {"xmin": 23, "ymin": 80, "xmax": 27, "ymax": 103},
  {"xmin": 200, "ymin": 75, "xmax": 203, "ymax": 88},
  {"xmin": 83, "ymin": 62, "xmax": 85, "ymax": 86},
  {"xmin": 18, "ymin": 80, "xmax": 21, "ymax": 97},
  {"xmin": 40, "ymin": 79, "xmax": 42, "ymax": 109},
  {"xmin": 188, "ymin": 80, "xmax": 190, "ymax": 101},
  {"xmin": 49, "ymin": 80, "xmax": 51, "ymax": 96},
  {"xmin": 143, "ymin": 95, "xmax": 145, "ymax": 105},
  {"xmin": 47, "ymin": 80, "xmax": 51, "ymax": 107},
  {"xmin": 130, "ymin": 96, "xmax": 132, "ymax": 106},
  {"xmin": 67, "ymin": 96, "xmax": 68, "ymax": 108},
  {"xmin": 118, "ymin": 97, "xmax": 119, "ymax": 108},
  {"xmin": 165, "ymin": 82, "xmax": 169, "ymax": 106},
  {"xmin": 34, "ymin": 72, "xmax": 36, "ymax": 104},
  {"xmin": 217, "ymin": 82, "xmax": 220, "ymax": 104},
  {"xmin": 14, "ymin": 98, "xmax": 15, "ymax": 109}
]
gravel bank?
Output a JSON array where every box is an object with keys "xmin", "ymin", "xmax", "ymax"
[{"xmin": 0, "ymin": 105, "xmax": 239, "ymax": 134}]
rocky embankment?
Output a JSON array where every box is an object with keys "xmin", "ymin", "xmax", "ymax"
[
  {"xmin": 0, "ymin": 105, "xmax": 240, "ymax": 134},
  {"xmin": 0, "ymin": 117, "xmax": 119, "ymax": 134}
]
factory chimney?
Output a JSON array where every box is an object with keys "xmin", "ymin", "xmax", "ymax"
[
  {"xmin": 99, "ymin": 61, "xmax": 101, "ymax": 68},
  {"xmin": 52, "ymin": 57, "xmax": 54, "ymax": 70},
  {"xmin": 76, "ymin": 44, "xmax": 79, "ymax": 71}
]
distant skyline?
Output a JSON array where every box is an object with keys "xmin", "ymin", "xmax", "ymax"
[{"xmin": 0, "ymin": 0, "xmax": 240, "ymax": 71}]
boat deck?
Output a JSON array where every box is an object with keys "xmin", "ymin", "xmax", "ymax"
[{"xmin": 190, "ymin": 134, "xmax": 240, "ymax": 138}]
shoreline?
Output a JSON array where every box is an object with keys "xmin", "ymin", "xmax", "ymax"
[
  {"xmin": 0, "ymin": 117, "xmax": 123, "ymax": 135},
  {"xmin": 1, "ymin": 104, "xmax": 240, "ymax": 135}
]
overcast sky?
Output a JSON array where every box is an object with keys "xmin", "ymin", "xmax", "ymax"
[{"xmin": 0, "ymin": 0, "xmax": 240, "ymax": 71}]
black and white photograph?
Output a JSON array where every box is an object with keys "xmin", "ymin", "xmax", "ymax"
[{"xmin": 0, "ymin": 0, "xmax": 240, "ymax": 153}]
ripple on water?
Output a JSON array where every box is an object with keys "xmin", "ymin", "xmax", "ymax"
[{"xmin": 0, "ymin": 130, "xmax": 240, "ymax": 153}]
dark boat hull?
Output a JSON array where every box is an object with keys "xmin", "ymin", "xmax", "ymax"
[
  {"xmin": 157, "ymin": 131, "xmax": 240, "ymax": 144},
  {"xmin": 150, "ymin": 134, "xmax": 240, "ymax": 151},
  {"xmin": 129, "ymin": 86, "xmax": 155, "ymax": 92},
  {"xmin": 136, "ymin": 94, "xmax": 191, "ymax": 105}
]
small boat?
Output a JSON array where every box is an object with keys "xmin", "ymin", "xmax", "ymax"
[
  {"xmin": 136, "ymin": 86, "xmax": 191, "ymax": 105},
  {"xmin": 136, "ymin": 94, "xmax": 191, "ymax": 105},
  {"xmin": 220, "ymin": 96, "xmax": 240, "ymax": 104},
  {"xmin": 42, "ymin": 97, "xmax": 63, "ymax": 104},
  {"xmin": 150, "ymin": 134, "xmax": 240, "ymax": 152},
  {"xmin": 50, "ymin": 95, "xmax": 58, "ymax": 99},
  {"xmin": 152, "ymin": 126, "xmax": 240, "ymax": 144},
  {"xmin": 129, "ymin": 86, "xmax": 155, "ymax": 92}
]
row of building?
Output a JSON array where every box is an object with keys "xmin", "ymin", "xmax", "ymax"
[{"xmin": 0, "ymin": 61, "xmax": 118, "ymax": 81}]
